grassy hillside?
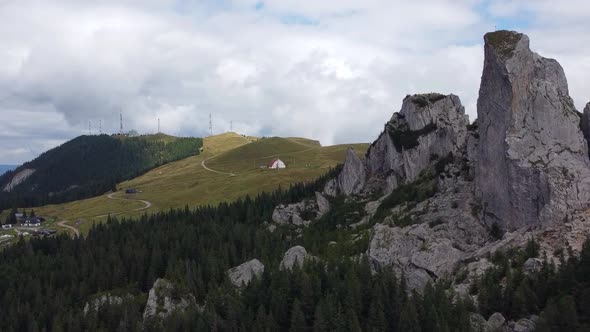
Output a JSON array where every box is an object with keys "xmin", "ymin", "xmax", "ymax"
[
  {"xmin": 22, "ymin": 133, "xmax": 368, "ymax": 234},
  {"xmin": 0, "ymin": 134, "xmax": 202, "ymax": 211}
]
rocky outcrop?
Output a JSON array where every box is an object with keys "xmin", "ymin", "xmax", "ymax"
[
  {"xmin": 325, "ymin": 94, "xmax": 468, "ymax": 199},
  {"xmin": 368, "ymin": 180, "xmax": 490, "ymax": 290},
  {"xmin": 315, "ymin": 192, "xmax": 330, "ymax": 215},
  {"xmin": 476, "ymin": 30, "xmax": 590, "ymax": 230},
  {"xmin": 523, "ymin": 258, "xmax": 543, "ymax": 274},
  {"xmin": 324, "ymin": 147, "xmax": 366, "ymax": 196},
  {"xmin": 2, "ymin": 168, "xmax": 35, "ymax": 192},
  {"xmin": 368, "ymin": 94, "xmax": 468, "ymax": 195},
  {"xmin": 83, "ymin": 293, "xmax": 126, "ymax": 315},
  {"xmin": 487, "ymin": 312, "xmax": 506, "ymax": 331},
  {"xmin": 227, "ymin": 259, "xmax": 265, "ymax": 287},
  {"xmin": 143, "ymin": 279, "xmax": 196, "ymax": 320},
  {"xmin": 280, "ymin": 246, "xmax": 313, "ymax": 270}
]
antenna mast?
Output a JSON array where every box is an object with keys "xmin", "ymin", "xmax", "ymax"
[
  {"xmin": 230, "ymin": 120, "xmax": 233, "ymax": 132},
  {"xmin": 120, "ymin": 111, "xmax": 124, "ymax": 135},
  {"xmin": 209, "ymin": 113, "xmax": 213, "ymax": 136},
  {"xmin": 99, "ymin": 120, "xmax": 102, "ymax": 134},
  {"xmin": 88, "ymin": 121, "xmax": 91, "ymax": 135},
  {"xmin": 158, "ymin": 118, "xmax": 160, "ymax": 133}
]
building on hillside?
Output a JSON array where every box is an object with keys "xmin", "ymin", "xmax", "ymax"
[
  {"xmin": 2, "ymin": 224, "xmax": 13, "ymax": 229},
  {"xmin": 268, "ymin": 159, "xmax": 286, "ymax": 169},
  {"xmin": 24, "ymin": 217, "xmax": 42, "ymax": 227},
  {"xmin": 125, "ymin": 188, "xmax": 137, "ymax": 194}
]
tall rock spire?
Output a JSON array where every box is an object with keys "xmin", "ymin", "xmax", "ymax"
[{"xmin": 476, "ymin": 30, "xmax": 590, "ymax": 230}]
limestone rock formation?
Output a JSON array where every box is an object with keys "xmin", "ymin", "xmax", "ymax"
[
  {"xmin": 280, "ymin": 246, "xmax": 312, "ymax": 270},
  {"xmin": 325, "ymin": 93, "xmax": 468, "ymax": 199},
  {"xmin": 83, "ymin": 293, "xmax": 126, "ymax": 315},
  {"xmin": 3, "ymin": 168, "xmax": 35, "ymax": 192},
  {"xmin": 476, "ymin": 30, "xmax": 590, "ymax": 230},
  {"xmin": 272, "ymin": 198, "xmax": 323, "ymax": 226},
  {"xmin": 324, "ymin": 147, "xmax": 366, "ymax": 196},
  {"xmin": 227, "ymin": 259, "xmax": 265, "ymax": 287},
  {"xmin": 315, "ymin": 192, "xmax": 330, "ymax": 216},
  {"xmin": 143, "ymin": 279, "xmax": 196, "ymax": 320},
  {"xmin": 368, "ymin": 94, "xmax": 468, "ymax": 194}
]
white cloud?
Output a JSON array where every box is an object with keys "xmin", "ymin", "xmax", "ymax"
[{"xmin": 0, "ymin": 0, "xmax": 588, "ymax": 164}]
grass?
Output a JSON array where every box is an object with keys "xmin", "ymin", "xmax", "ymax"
[{"xmin": 19, "ymin": 132, "xmax": 368, "ymax": 235}]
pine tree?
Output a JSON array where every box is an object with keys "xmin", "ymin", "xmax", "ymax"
[
  {"xmin": 289, "ymin": 300, "xmax": 307, "ymax": 332},
  {"xmin": 399, "ymin": 298, "xmax": 421, "ymax": 332}
]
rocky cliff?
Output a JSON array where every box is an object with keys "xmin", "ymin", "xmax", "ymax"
[
  {"xmin": 476, "ymin": 31, "xmax": 590, "ymax": 230},
  {"xmin": 280, "ymin": 31, "xmax": 590, "ymax": 292}
]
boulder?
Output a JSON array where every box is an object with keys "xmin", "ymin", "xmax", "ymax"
[
  {"xmin": 227, "ymin": 259, "xmax": 265, "ymax": 287},
  {"xmin": 476, "ymin": 30, "xmax": 590, "ymax": 230},
  {"xmin": 143, "ymin": 279, "xmax": 196, "ymax": 320},
  {"xmin": 487, "ymin": 312, "xmax": 506, "ymax": 331},
  {"xmin": 280, "ymin": 246, "xmax": 311, "ymax": 270},
  {"xmin": 511, "ymin": 318, "xmax": 536, "ymax": 332},
  {"xmin": 523, "ymin": 258, "xmax": 543, "ymax": 274},
  {"xmin": 271, "ymin": 200, "xmax": 318, "ymax": 226},
  {"xmin": 315, "ymin": 192, "xmax": 330, "ymax": 215}
]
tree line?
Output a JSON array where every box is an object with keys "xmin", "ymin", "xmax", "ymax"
[{"xmin": 0, "ymin": 134, "xmax": 202, "ymax": 211}]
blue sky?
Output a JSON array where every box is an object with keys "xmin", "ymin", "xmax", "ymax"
[{"xmin": 0, "ymin": 0, "xmax": 589, "ymax": 164}]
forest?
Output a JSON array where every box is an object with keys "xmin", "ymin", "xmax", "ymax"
[
  {"xmin": 0, "ymin": 164, "xmax": 589, "ymax": 331},
  {"xmin": 0, "ymin": 134, "xmax": 202, "ymax": 212}
]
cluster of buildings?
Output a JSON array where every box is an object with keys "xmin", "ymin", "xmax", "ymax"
[{"xmin": 1, "ymin": 213, "xmax": 56, "ymax": 238}]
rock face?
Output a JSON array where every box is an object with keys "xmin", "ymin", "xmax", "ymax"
[
  {"xmin": 324, "ymin": 147, "xmax": 366, "ymax": 196},
  {"xmin": 143, "ymin": 279, "xmax": 196, "ymax": 320},
  {"xmin": 580, "ymin": 102, "xmax": 590, "ymax": 144},
  {"xmin": 325, "ymin": 94, "xmax": 468, "ymax": 198},
  {"xmin": 280, "ymin": 246, "xmax": 311, "ymax": 270},
  {"xmin": 476, "ymin": 30, "xmax": 590, "ymax": 230},
  {"xmin": 366, "ymin": 94, "xmax": 468, "ymax": 191},
  {"xmin": 367, "ymin": 181, "xmax": 490, "ymax": 290},
  {"xmin": 227, "ymin": 259, "xmax": 265, "ymax": 287},
  {"xmin": 2, "ymin": 168, "xmax": 35, "ymax": 192}
]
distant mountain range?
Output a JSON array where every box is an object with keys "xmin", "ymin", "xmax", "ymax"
[{"xmin": 0, "ymin": 165, "xmax": 17, "ymax": 176}]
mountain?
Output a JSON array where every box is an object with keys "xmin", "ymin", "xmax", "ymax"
[
  {"xmin": 0, "ymin": 134, "xmax": 202, "ymax": 211},
  {"xmin": 0, "ymin": 165, "xmax": 17, "ymax": 176},
  {"xmin": 23, "ymin": 132, "xmax": 368, "ymax": 234},
  {"xmin": 1, "ymin": 31, "xmax": 590, "ymax": 331}
]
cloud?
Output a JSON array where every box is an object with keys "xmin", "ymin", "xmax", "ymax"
[{"xmin": 0, "ymin": 1, "xmax": 588, "ymax": 164}]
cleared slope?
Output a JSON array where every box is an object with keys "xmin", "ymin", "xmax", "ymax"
[
  {"xmin": 22, "ymin": 133, "xmax": 368, "ymax": 234},
  {"xmin": 0, "ymin": 133, "xmax": 202, "ymax": 211}
]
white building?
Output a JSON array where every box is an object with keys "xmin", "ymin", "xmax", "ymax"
[{"xmin": 268, "ymin": 159, "xmax": 286, "ymax": 169}]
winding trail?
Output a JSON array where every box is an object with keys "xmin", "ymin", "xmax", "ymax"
[
  {"xmin": 201, "ymin": 156, "xmax": 237, "ymax": 176},
  {"xmin": 57, "ymin": 220, "xmax": 80, "ymax": 237},
  {"xmin": 56, "ymin": 192, "xmax": 153, "ymax": 237}
]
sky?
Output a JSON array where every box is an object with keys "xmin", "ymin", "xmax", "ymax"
[{"xmin": 0, "ymin": 0, "xmax": 589, "ymax": 164}]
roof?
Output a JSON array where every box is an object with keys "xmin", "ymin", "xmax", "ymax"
[{"xmin": 268, "ymin": 158, "xmax": 285, "ymax": 167}]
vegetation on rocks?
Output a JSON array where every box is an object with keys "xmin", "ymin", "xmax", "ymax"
[{"xmin": 387, "ymin": 121, "xmax": 438, "ymax": 153}]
